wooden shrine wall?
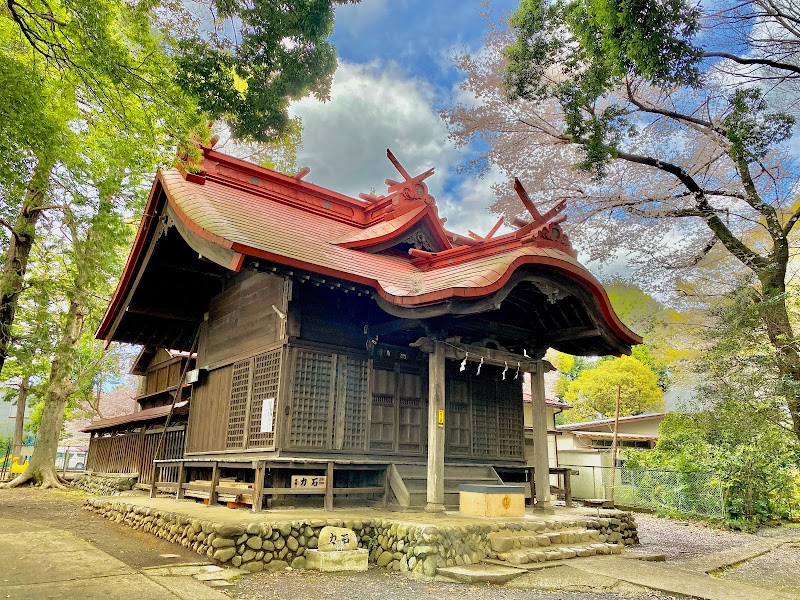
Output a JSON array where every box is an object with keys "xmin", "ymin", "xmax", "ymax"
[
  {"xmin": 185, "ymin": 365, "xmax": 233, "ymax": 453},
  {"xmin": 198, "ymin": 270, "xmax": 287, "ymax": 368}
]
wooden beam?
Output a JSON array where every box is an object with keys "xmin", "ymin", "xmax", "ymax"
[
  {"xmin": 369, "ymin": 319, "xmax": 427, "ymax": 338},
  {"xmin": 157, "ymin": 262, "xmax": 225, "ymax": 278},
  {"xmin": 125, "ymin": 306, "xmax": 203, "ymax": 322},
  {"xmin": 549, "ymin": 327, "xmax": 600, "ymax": 342},
  {"xmin": 411, "ymin": 337, "xmax": 551, "ymax": 373},
  {"xmin": 425, "ymin": 340, "xmax": 446, "ymax": 513}
]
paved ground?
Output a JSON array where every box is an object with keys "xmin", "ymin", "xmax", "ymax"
[
  {"xmin": 720, "ymin": 540, "xmax": 800, "ymax": 594},
  {"xmin": 2, "ymin": 488, "xmax": 799, "ymax": 600},
  {"xmin": 0, "ymin": 488, "xmax": 235, "ymax": 599}
]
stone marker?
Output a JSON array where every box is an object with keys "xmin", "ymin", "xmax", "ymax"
[
  {"xmin": 317, "ymin": 527, "xmax": 359, "ymax": 551},
  {"xmin": 307, "ymin": 526, "xmax": 367, "ymax": 572}
]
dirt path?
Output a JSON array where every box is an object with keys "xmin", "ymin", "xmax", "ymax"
[{"xmin": 0, "ymin": 487, "xmax": 199, "ymax": 570}]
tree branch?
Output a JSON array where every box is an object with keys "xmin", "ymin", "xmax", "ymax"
[
  {"xmin": 703, "ymin": 52, "xmax": 800, "ymax": 76},
  {"xmin": 613, "ymin": 148, "xmax": 765, "ymax": 269}
]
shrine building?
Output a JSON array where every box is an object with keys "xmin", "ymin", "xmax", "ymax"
[{"xmin": 86, "ymin": 145, "xmax": 640, "ymax": 512}]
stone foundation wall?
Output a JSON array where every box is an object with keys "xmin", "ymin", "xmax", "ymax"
[
  {"xmin": 83, "ymin": 498, "xmax": 637, "ymax": 577},
  {"xmin": 72, "ymin": 475, "xmax": 137, "ymax": 496}
]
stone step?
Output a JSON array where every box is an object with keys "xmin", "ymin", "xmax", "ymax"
[
  {"xmin": 489, "ymin": 528, "xmax": 603, "ymax": 553},
  {"xmin": 436, "ymin": 564, "xmax": 527, "ymax": 584},
  {"xmin": 495, "ymin": 542, "xmax": 624, "ymax": 565}
]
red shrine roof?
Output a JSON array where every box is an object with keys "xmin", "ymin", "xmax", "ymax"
[{"xmin": 97, "ymin": 146, "xmax": 640, "ymax": 350}]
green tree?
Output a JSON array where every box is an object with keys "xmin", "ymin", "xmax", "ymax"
[
  {"xmin": 444, "ymin": 0, "xmax": 800, "ymax": 440},
  {"xmin": 561, "ymin": 355, "xmax": 665, "ymax": 422},
  {"xmin": 1, "ymin": 0, "xmax": 353, "ymax": 487}
]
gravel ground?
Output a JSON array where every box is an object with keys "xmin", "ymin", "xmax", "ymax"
[
  {"xmin": 234, "ymin": 568, "xmax": 674, "ymax": 600},
  {"xmin": 719, "ymin": 540, "xmax": 800, "ymax": 593},
  {"xmin": 625, "ymin": 513, "xmax": 756, "ymax": 561}
]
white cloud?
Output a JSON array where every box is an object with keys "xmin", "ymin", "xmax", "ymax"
[
  {"xmin": 333, "ymin": 0, "xmax": 391, "ymax": 37},
  {"xmin": 290, "ymin": 61, "xmax": 502, "ymax": 236}
]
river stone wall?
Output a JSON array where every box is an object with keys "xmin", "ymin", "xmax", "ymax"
[
  {"xmin": 72, "ymin": 474, "xmax": 137, "ymax": 496},
  {"xmin": 83, "ymin": 498, "xmax": 637, "ymax": 577}
]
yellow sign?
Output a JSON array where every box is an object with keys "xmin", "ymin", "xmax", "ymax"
[{"xmin": 437, "ymin": 409, "xmax": 445, "ymax": 428}]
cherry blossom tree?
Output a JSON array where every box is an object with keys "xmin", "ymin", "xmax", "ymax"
[{"xmin": 442, "ymin": 1, "xmax": 800, "ymax": 440}]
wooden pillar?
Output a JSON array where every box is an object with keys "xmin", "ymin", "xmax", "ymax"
[
  {"xmin": 253, "ymin": 462, "xmax": 265, "ymax": 512},
  {"xmin": 324, "ymin": 462, "xmax": 334, "ymax": 512},
  {"xmin": 176, "ymin": 461, "xmax": 186, "ymax": 500},
  {"xmin": 425, "ymin": 340, "xmax": 446, "ymax": 513},
  {"xmin": 531, "ymin": 360, "xmax": 551, "ymax": 509},
  {"xmin": 209, "ymin": 462, "xmax": 220, "ymax": 506}
]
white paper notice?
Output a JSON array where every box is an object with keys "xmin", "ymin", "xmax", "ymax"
[{"xmin": 260, "ymin": 397, "xmax": 275, "ymax": 433}]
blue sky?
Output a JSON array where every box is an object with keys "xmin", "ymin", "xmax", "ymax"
[{"xmin": 288, "ymin": 1, "xmax": 517, "ymax": 235}]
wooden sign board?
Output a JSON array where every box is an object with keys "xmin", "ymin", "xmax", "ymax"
[{"xmin": 291, "ymin": 475, "xmax": 326, "ymax": 489}]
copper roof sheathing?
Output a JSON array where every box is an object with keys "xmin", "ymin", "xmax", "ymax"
[
  {"xmin": 80, "ymin": 401, "xmax": 188, "ymax": 433},
  {"xmin": 97, "ymin": 146, "xmax": 642, "ymax": 352}
]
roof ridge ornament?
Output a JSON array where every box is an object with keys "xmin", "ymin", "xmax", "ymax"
[
  {"xmin": 359, "ymin": 149, "xmax": 438, "ymax": 217},
  {"xmin": 512, "ymin": 178, "xmax": 576, "ymax": 258}
]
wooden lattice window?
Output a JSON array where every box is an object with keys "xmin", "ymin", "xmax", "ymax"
[
  {"xmin": 289, "ymin": 350, "xmax": 333, "ymax": 448},
  {"xmin": 446, "ymin": 379, "xmax": 471, "ymax": 455},
  {"xmin": 497, "ymin": 379, "xmax": 524, "ymax": 459},
  {"xmin": 471, "ymin": 376, "xmax": 499, "ymax": 458},
  {"xmin": 398, "ymin": 372, "xmax": 424, "ymax": 453},
  {"xmin": 226, "ymin": 359, "xmax": 251, "ymax": 448},
  {"xmin": 333, "ymin": 356, "xmax": 368, "ymax": 451},
  {"xmin": 247, "ymin": 348, "xmax": 283, "ymax": 448}
]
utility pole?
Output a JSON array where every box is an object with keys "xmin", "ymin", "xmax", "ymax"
[{"xmin": 609, "ymin": 384, "xmax": 621, "ymax": 501}]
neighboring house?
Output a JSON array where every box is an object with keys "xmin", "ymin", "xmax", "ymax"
[
  {"xmin": 556, "ymin": 413, "xmax": 665, "ymax": 499},
  {"xmin": 84, "ymin": 144, "xmax": 640, "ymax": 511}
]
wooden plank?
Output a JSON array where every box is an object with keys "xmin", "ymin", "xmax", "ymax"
[
  {"xmin": 324, "ymin": 462, "xmax": 334, "ymax": 511},
  {"xmin": 253, "ymin": 462, "xmax": 265, "ymax": 512},
  {"xmin": 425, "ymin": 340, "xmax": 446, "ymax": 512},
  {"xmin": 155, "ymin": 481, "xmax": 178, "ymax": 490},
  {"xmin": 332, "ymin": 487, "xmax": 385, "ymax": 495}
]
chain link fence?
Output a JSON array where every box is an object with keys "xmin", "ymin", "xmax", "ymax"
[{"xmin": 563, "ymin": 464, "xmax": 725, "ymax": 518}]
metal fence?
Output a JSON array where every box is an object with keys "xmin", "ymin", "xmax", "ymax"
[{"xmin": 563, "ymin": 464, "xmax": 725, "ymax": 519}]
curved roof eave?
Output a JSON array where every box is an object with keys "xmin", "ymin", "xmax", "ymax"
[{"xmin": 97, "ymin": 170, "xmax": 642, "ymax": 351}]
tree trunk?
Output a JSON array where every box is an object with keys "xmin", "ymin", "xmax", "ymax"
[
  {"xmin": 0, "ymin": 157, "xmax": 55, "ymax": 378},
  {"xmin": 0, "ymin": 296, "xmax": 86, "ymax": 489},
  {"xmin": 757, "ymin": 272, "xmax": 800, "ymax": 441},
  {"xmin": 11, "ymin": 376, "xmax": 29, "ymax": 457}
]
